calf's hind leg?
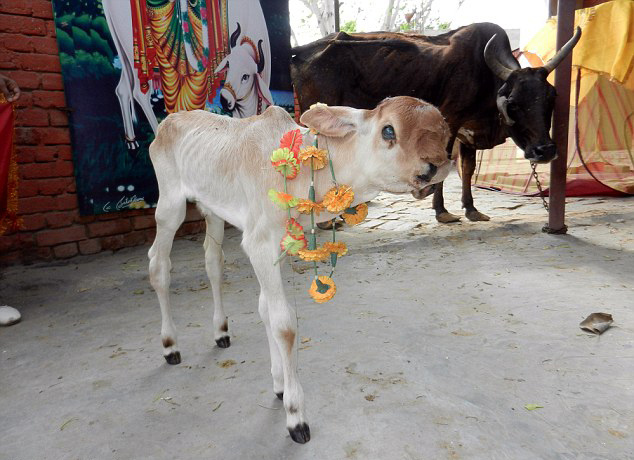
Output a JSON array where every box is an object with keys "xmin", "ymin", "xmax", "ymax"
[
  {"xmin": 203, "ymin": 213, "xmax": 230, "ymax": 348},
  {"xmin": 148, "ymin": 199, "xmax": 186, "ymax": 364}
]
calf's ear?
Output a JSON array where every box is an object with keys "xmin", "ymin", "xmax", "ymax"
[{"xmin": 300, "ymin": 104, "xmax": 358, "ymax": 137}]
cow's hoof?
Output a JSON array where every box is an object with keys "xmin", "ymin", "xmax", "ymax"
[
  {"xmin": 466, "ymin": 210, "xmax": 491, "ymax": 222},
  {"xmin": 436, "ymin": 212, "xmax": 461, "ymax": 223},
  {"xmin": 276, "ymin": 392, "xmax": 284, "ymax": 400},
  {"xmin": 289, "ymin": 423, "xmax": 311, "ymax": 444},
  {"xmin": 316, "ymin": 219, "xmax": 343, "ymax": 230},
  {"xmin": 164, "ymin": 351, "xmax": 181, "ymax": 365},
  {"xmin": 215, "ymin": 336, "xmax": 231, "ymax": 348}
]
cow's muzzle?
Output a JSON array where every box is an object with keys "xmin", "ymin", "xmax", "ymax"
[
  {"xmin": 412, "ymin": 183, "xmax": 437, "ymax": 200},
  {"xmin": 525, "ymin": 143, "xmax": 557, "ymax": 164}
]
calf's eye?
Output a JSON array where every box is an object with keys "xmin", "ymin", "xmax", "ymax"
[{"xmin": 382, "ymin": 125, "xmax": 396, "ymax": 141}]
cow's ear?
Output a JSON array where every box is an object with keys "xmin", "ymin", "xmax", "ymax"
[
  {"xmin": 300, "ymin": 104, "xmax": 358, "ymax": 137},
  {"xmin": 214, "ymin": 56, "xmax": 229, "ymax": 74}
]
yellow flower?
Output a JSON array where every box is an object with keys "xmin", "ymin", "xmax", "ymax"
[
  {"xmin": 296, "ymin": 199, "xmax": 324, "ymax": 216},
  {"xmin": 322, "ymin": 185, "xmax": 354, "ymax": 213},
  {"xmin": 298, "ymin": 246, "xmax": 329, "ymax": 262},
  {"xmin": 323, "ymin": 241, "xmax": 348, "ymax": 256},
  {"xmin": 341, "ymin": 203, "xmax": 368, "ymax": 226},
  {"xmin": 298, "ymin": 146, "xmax": 328, "ymax": 170},
  {"xmin": 309, "ymin": 276, "xmax": 336, "ymax": 303}
]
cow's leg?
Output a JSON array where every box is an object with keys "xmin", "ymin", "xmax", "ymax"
[
  {"xmin": 242, "ymin": 230, "xmax": 309, "ymax": 444},
  {"xmin": 203, "ymin": 213, "xmax": 230, "ymax": 348},
  {"xmin": 460, "ymin": 144, "xmax": 490, "ymax": 221},
  {"xmin": 148, "ymin": 198, "xmax": 186, "ymax": 364},
  {"xmin": 433, "ymin": 134, "xmax": 461, "ymax": 223}
]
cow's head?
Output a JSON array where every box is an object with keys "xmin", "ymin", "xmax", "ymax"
[
  {"xmin": 484, "ymin": 27, "xmax": 581, "ymax": 164},
  {"xmin": 214, "ymin": 22, "xmax": 273, "ymax": 117},
  {"xmin": 300, "ymin": 97, "xmax": 451, "ymax": 198}
]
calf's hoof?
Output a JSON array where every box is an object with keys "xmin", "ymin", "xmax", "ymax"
[
  {"xmin": 215, "ymin": 336, "xmax": 231, "ymax": 348},
  {"xmin": 164, "ymin": 351, "xmax": 181, "ymax": 365},
  {"xmin": 316, "ymin": 219, "xmax": 343, "ymax": 231},
  {"xmin": 466, "ymin": 210, "xmax": 490, "ymax": 221},
  {"xmin": 289, "ymin": 423, "xmax": 311, "ymax": 444},
  {"xmin": 436, "ymin": 212, "xmax": 461, "ymax": 224},
  {"xmin": 276, "ymin": 392, "xmax": 284, "ymax": 400}
]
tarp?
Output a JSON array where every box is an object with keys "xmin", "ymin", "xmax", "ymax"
[{"xmin": 473, "ymin": 0, "xmax": 634, "ymax": 196}]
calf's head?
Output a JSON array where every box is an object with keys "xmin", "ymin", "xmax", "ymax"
[
  {"xmin": 300, "ymin": 96, "xmax": 451, "ymax": 197},
  {"xmin": 214, "ymin": 22, "xmax": 272, "ymax": 116},
  {"xmin": 485, "ymin": 27, "xmax": 581, "ymax": 164}
]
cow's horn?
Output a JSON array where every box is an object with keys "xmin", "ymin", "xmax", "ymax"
[
  {"xmin": 543, "ymin": 26, "xmax": 582, "ymax": 74},
  {"xmin": 257, "ymin": 39, "xmax": 265, "ymax": 74},
  {"xmin": 230, "ymin": 22, "xmax": 241, "ymax": 49},
  {"xmin": 484, "ymin": 34, "xmax": 515, "ymax": 81}
]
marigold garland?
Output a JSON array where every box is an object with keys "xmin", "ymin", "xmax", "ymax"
[
  {"xmin": 298, "ymin": 246, "xmax": 330, "ymax": 262},
  {"xmin": 309, "ymin": 276, "xmax": 337, "ymax": 303},
  {"xmin": 341, "ymin": 202, "xmax": 368, "ymax": 226},
  {"xmin": 298, "ymin": 146, "xmax": 328, "ymax": 170},
  {"xmin": 296, "ymin": 199, "xmax": 324, "ymax": 216},
  {"xmin": 322, "ymin": 185, "xmax": 354, "ymax": 213},
  {"xmin": 323, "ymin": 241, "xmax": 348, "ymax": 256}
]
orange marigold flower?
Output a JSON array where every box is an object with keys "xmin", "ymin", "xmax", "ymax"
[
  {"xmin": 297, "ymin": 246, "xmax": 329, "ymax": 262},
  {"xmin": 298, "ymin": 146, "xmax": 328, "ymax": 170},
  {"xmin": 322, "ymin": 185, "xmax": 354, "ymax": 213},
  {"xmin": 296, "ymin": 199, "xmax": 324, "ymax": 215},
  {"xmin": 323, "ymin": 241, "xmax": 348, "ymax": 256},
  {"xmin": 341, "ymin": 202, "xmax": 368, "ymax": 226},
  {"xmin": 309, "ymin": 276, "xmax": 336, "ymax": 303}
]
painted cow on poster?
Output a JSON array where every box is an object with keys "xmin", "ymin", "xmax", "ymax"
[{"xmin": 101, "ymin": 0, "xmax": 272, "ymax": 150}]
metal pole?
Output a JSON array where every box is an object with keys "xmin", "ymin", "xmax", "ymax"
[
  {"xmin": 544, "ymin": 0, "xmax": 575, "ymax": 234},
  {"xmin": 334, "ymin": 0, "xmax": 340, "ymax": 32}
]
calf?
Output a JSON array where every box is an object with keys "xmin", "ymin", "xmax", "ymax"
[{"xmin": 148, "ymin": 96, "xmax": 451, "ymax": 443}]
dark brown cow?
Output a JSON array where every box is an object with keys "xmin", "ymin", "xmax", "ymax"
[{"xmin": 291, "ymin": 22, "xmax": 581, "ymax": 223}]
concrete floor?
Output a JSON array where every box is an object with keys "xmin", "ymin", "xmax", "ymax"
[{"xmin": 1, "ymin": 176, "xmax": 633, "ymax": 460}]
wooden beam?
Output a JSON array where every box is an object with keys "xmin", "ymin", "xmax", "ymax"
[
  {"xmin": 545, "ymin": 0, "xmax": 576, "ymax": 234},
  {"xmin": 334, "ymin": 0, "xmax": 340, "ymax": 32}
]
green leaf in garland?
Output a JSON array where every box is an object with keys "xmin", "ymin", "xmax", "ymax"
[
  {"xmin": 280, "ymin": 234, "xmax": 306, "ymax": 256},
  {"xmin": 268, "ymin": 189, "xmax": 299, "ymax": 210}
]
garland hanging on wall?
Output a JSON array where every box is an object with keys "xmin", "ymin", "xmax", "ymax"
[{"xmin": 268, "ymin": 126, "xmax": 368, "ymax": 303}]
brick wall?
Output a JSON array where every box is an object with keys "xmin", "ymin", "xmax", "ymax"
[{"xmin": 0, "ymin": 1, "xmax": 204, "ymax": 265}]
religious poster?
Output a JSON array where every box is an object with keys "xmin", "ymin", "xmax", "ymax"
[{"xmin": 52, "ymin": 0, "xmax": 294, "ymax": 215}]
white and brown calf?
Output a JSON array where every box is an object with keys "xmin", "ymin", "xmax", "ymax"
[{"xmin": 148, "ymin": 96, "xmax": 451, "ymax": 443}]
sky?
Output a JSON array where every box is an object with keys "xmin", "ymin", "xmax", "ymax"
[{"xmin": 290, "ymin": 0, "xmax": 550, "ymax": 48}]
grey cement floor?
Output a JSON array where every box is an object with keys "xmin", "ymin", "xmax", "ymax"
[{"xmin": 1, "ymin": 176, "xmax": 633, "ymax": 460}]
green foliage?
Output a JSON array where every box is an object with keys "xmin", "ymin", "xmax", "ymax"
[
  {"xmin": 92, "ymin": 16, "xmax": 109, "ymax": 36},
  {"xmin": 56, "ymin": 14, "xmax": 74, "ymax": 31},
  {"xmin": 341, "ymin": 20, "xmax": 357, "ymax": 34},
  {"xmin": 74, "ymin": 13, "xmax": 92, "ymax": 30},
  {"xmin": 90, "ymin": 29, "xmax": 113, "ymax": 61},
  {"xmin": 56, "ymin": 28, "xmax": 75, "ymax": 54},
  {"xmin": 399, "ymin": 22, "xmax": 412, "ymax": 32},
  {"xmin": 60, "ymin": 50, "xmax": 117, "ymax": 80},
  {"xmin": 72, "ymin": 25, "xmax": 92, "ymax": 52},
  {"xmin": 438, "ymin": 22, "xmax": 451, "ymax": 30}
]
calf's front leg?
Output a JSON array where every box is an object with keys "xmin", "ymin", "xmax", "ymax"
[{"xmin": 243, "ymin": 231, "xmax": 310, "ymax": 444}]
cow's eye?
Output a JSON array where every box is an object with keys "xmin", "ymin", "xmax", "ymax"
[
  {"xmin": 382, "ymin": 125, "xmax": 396, "ymax": 141},
  {"xmin": 241, "ymin": 74, "xmax": 250, "ymax": 82}
]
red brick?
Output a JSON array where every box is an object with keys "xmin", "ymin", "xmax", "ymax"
[
  {"xmin": 2, "ymin": 34, "xmax": 35, "ymax": 53},
  {"xmin": 30, "ymin": 36, "xmax": 58, "ymax": 54},
  {"xmin": 0, "ymin": 49, "xmax": 18, "ymax": 69},
  {"xmin": 52, "ymin": 242, "xmax": 78, "ymax": 258},
  {"xmin": 0, "ymin": 1, "xmax": 32, "ymax": 15},
  {"xmin": 13, "ymin": 92, "xmax": 32, "ymax": 109},
  {"xmin": 38, "ymin": 127, "xmax": 71, "ymax": 145},
  {"xmin": 21, "ymin": 161, "xmax": 74, "ymax": 179},
  {"xmin": 16, "ymin": 146, "xmax": 37, "ymax": 163},
  {"xmin": 185, "ymin": 204, "xmax": 202, "ymax": 222},
  {"xmin": 0, "ymin": 14, "xmax": 47, "ymax": 35},
  {"xmin": 45, "ymin": 20, "xmax": 57, "ymax": 37},
  {"xmin": 15, "ymin": 107, "xmax": 49, "ymax": 127},
  {"xmin": 49, "ymin": 109, "xmax": 68, "ymax": 127},
  {"xmin": 17, "ymin": 53, "xmax": 61, "ymax": 72},
  {"xmin": 39, "ymin": 177, "xmax": 75, "ymax": 195},
  {"xmin": 78, "ymin": 238, "xmax": 102, "ymax": 255},
  {"xmin": 56, "ymin": 145, "xmax": 73, "ymax": 161},
  {"xmin": 18, "ymin": 179, "xmax": 39, "ymax": 198},
  {"xmin": 133, "ymin": 215, "xmax": 156, "ymax": 230},
  {"xmin": 100, "ymin": 234, "xmax": 125, "ymax": 251},
  {"xmin": 31, "ymin": 2, "xmax": 54, "ymax": 20},
  {"xmin": 41, "ymin": 73, "xmax": 63, "ymax": 90},
  {"xmin": 0, "ymin": 233, "xmax": 34, "ymax": 253},
  {"xmin": 56, "ymin": 193, "xmax": 78, "ymax": 210},
  {"xmin": 0, "ymin": 251, "xmax": 22, "ymax": 265},
  {"xmin": 18, "ymin": 195, "xmax": 56, "ymax": 214},
  {"xmin": 33, "ymin": 145, "xmax": 61, "ymax": 162},
  {"xmin": 32, "ymin": 90, "xmax": 66, "ymax": 109},
  {"xmin": 14, "ymin": 127, "xmax": 40, "ymax": 145},
  {"xmin": 5, "ymin": 70, "xmax": 40, "ymax": 89},
  {"xmin": 36, "ymin": 225, "xmax": 86, "ymax": 246},
  {"xmin": 87, "ymin": 219, "xmax": 132, "ymax": 238},
  {"xmin": 122, "ymin": 230, "xmax": 147, "ymax": 247},
  {"xmin": 45, "ymin": 210, "xmax": 77, "ymax": 228},
  {"xmin": 20, "ymin": 213, "xmax": 47, "ymax": 231}
]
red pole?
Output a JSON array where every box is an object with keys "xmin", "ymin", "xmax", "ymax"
[{"xmin": 545, "ymin": 0, "xmax": 575, "ymax": 234}]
